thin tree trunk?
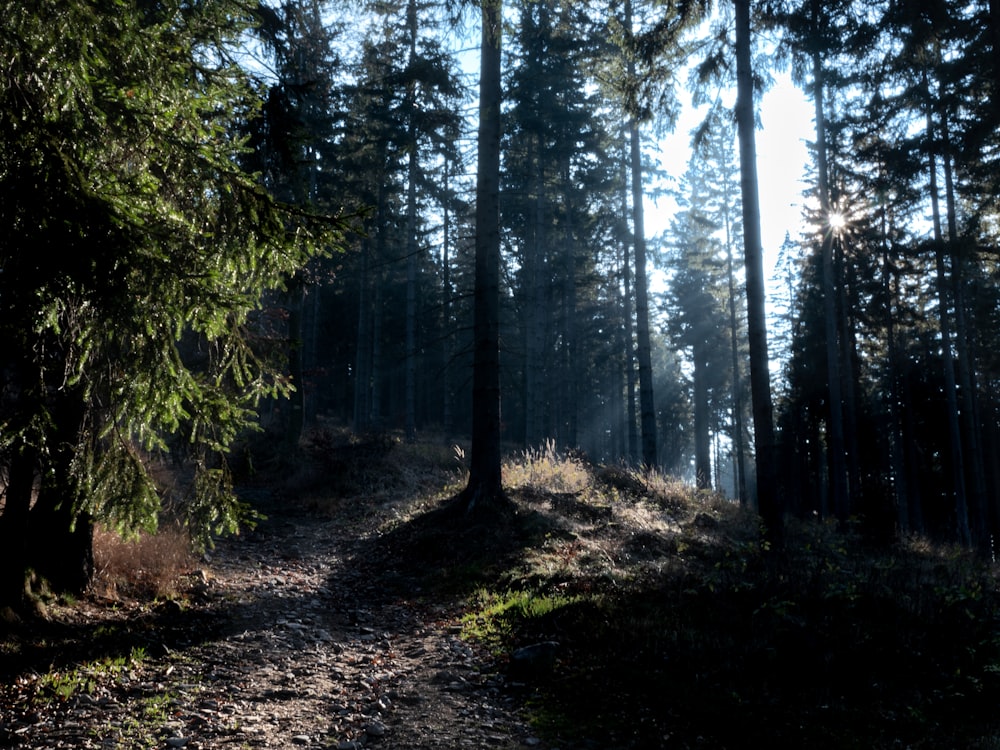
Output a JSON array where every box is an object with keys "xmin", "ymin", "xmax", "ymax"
[
  {"xmin": 353, "ymin": 240, "xmax": 372, "ymax": 433},
  {"xmin": 942, "ymin": 124, "xmax": 988, "ymax": 546},
  {"xmin": 621, "ymin": 143, "xmax": 639, "ymax": 464},
  {"xmin": 990, "ymin": 0, "xmax": 1000, "ymax": 106},
  {"xmin": 694, "ymin": 338, "xmax": 711, "ymax": 489},
  {"xmin": 405, "ymin": 146, "xmax": 418, "ymax": 442},
  {"xmin": 527, "ymin": 135, "xmax": 548, "ymax": 447},
  {"xmin": 285, "ymin": 274, "xmax": 305, "ymax": 451},
  {"xmin": 404, "ymin": 0, "xmax": 419, "ymax": 442},
  {"xmin": 925, "ymin": 78, "xmax": 971, "ymax": 546},
  {"xmin": 624, "ymin": 0, "xmax": 657, "ymax": 469},
  {"xmin": 723, "ymin": 189, "xmax": 748, "ymax": 505},
  {"xmin": 810, "ymin": 31, "xmax": 849, "ymax": 523},
  {"xmin": 371, "ymin": 277, "xmax": 384, "ymax": 428},
  {"xmin": 561, "ymin": 162, "xmax": 578, "ymax": 447},
  {"xmin": 835, "ymin": 235, "xmax": 864, "ymax": 510},
  {"xmin": 880, "ymin": 196, "xmax": 910, "ymax": 533},
  {"xmin": 734, "ymin": 0, "xmax": 781, "ymax": 542},
  {"xmin": 442, "ymin": 160, "xmax": 454, "ymax": 436}
]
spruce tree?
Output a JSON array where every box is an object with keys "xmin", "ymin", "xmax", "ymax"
[{"xmin": 0, "ymin": 0, "xmax": 340, "ymax": 606}]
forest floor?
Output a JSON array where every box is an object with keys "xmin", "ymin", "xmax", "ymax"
[{"xmin": 3, "ymin": 432, "xmax": 1000, "ymax": 749}]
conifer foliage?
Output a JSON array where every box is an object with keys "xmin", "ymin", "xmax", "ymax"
[{"xmin": 0, "ymin": 0, "xmax": 339, "ymax": 605}]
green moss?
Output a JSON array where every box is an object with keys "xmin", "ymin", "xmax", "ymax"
[{"xmin": 461, "ymin": 588, "xmax": 582, "ymax": 653}]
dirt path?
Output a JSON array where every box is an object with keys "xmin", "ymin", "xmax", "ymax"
[{"xmin": 1, "ymin": 493, "xmax": 548, "ymax": 750}]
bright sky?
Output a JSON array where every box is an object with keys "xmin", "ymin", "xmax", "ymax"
[{"xmin": 646, "ymin": 71, "xmax": 815, "ymax": 280}]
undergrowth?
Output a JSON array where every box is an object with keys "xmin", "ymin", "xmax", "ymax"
[
  {"xmin": 434, "ymin": 442, "xmax": 1000, "ymax": 749},
  {"xmin": 32, "ymin": 647, "xmax": 148, "ymax": 705},
  {"xmin": 93, "ymin": 522, "xmax": 196, "ymax": 600},
  {"xmin": 460, "ymin": 589, "xmax": 581, "ymax": 654}
]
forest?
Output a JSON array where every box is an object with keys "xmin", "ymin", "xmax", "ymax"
[
  {"xmin": 2, "ymin": 0, "xmax": 1000, "ymax": 600},
  {"xmin": 3, "ymin": 1, "xmax": 1000, "ymax": 747},
  {"xmin": 239, "ymin": 0, "xmax": 1000, "ymax": 553}
]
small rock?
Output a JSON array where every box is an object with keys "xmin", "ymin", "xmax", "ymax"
[
  {"xmin": 337, "ymin": 742, "xmax": 361, "ymax": 750},
  {"xmin": 291, "ymin": 735, "xmax": 311, "ymax": 745},
  {"xmin": 366, "ymin": 721, "xmax": 387, "ymax": 737},
  {"xmin": 164, "ymin": 739, "xmax": 188, "ymax": 749}
]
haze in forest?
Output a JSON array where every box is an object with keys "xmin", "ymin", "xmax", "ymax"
[{"xmin": 650, "ymin": 70, "xmax": 812, "ymax": 258}]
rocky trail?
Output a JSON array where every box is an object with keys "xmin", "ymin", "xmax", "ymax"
[{"xmin": 0, "ymin": 491, "xmax": 550, "ymax": 750}]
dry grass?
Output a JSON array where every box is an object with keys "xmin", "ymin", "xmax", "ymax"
[
  {"xmin": 92, "ymin": 523, "xmax": 196, "ymax": 601},
  {"xmin": 495, "ymin": 443, "xmax": 758, "ymax": 595},
  {"xmin": 503, "ymin": 439, "xmax": 592, "ymax": 495},
  {"xmin": 415, "ymin": 441, "xmax": 1000, "ymax": 749}
]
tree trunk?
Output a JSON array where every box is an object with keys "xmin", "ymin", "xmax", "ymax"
[
  {"xmin": 880, "ymin": 197, "xmax": 910, "ymax": 533},
  {"xmin": 723, "ymin": 189, "xmax": 748, "ymax": 505},
  {"xmin": 810, "ymin": 31, "xmax": 850, "ymax": 524},
  {"xmin": 621, "ymin": 143, "xmax": 639, "ymax": 464},
  {"xmin": 404, "ymin": 0, "xmax": 419, "ymax": 443},
  {"xmin": 625, "ymin": 0, "xmax": 657, "ymax": 469},
  {"xmin": 285, "ymin": 273, "xmax": 305, "ymax": 452},
  {"xmin": 942, "ymin": 123, "xmax": 989, "ymax": 546},
  {"xmin": 925, "ymin": 86, "xmax": 971, "ymax": 546},
  {"xmin": 441, "ymin": 160, "xmax": 455, "ymax": 437},
  {"xmin": 371, "ymin": 275, "xmax": 384, "ymax": 429},
  {"xmin": 693, "ymin": 338, "xmax": 711, "ymax": 490},
  {"xmin": 734, "ymin": 0, "xmax": 781, "ymax": 543},
  {"xmin": 990, "ymin": 0, "xmax": 1000, "ymax": 108},
  {"xmin": 560, "ymin": 163, "xmax": 579, "ymax": 448},
  {"xmin": 0, "ymin": 445, "xmax": 37, "ymax": 609},
  {"xmin": 835, "ymin": 237, "xmax": 864, "ymax": 511},
  {"xmin": 28, "ymin": 394, "xmax": 94, "ymax": 596},
  {"xmin": 525, "ymin": 134, "xmax": 548, "ymax": 448},
  {"xmin": 461, "ymin": 0, "xmax": 506, "ymax": 513},
  {"xmin": 353, "ymin": 239, "xmax": 372, "ymax": 433}
]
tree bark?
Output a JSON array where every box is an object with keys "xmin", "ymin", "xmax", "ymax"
[
  {"xmin": 560, "ymin": 161, "xmax": 579, "ymax": 448},
  {"xmin": 285, "ymin": 273, "xmax": 305, "ymax": 452},
  {"xmin": 624, "ymin": 0, "xmax": 658, "ymax": 469},
  {"xmin": 354, "ymin": 239, "xmax": 372, "ymax": 433},
  {"xmin": 28, "ymin": 393, "xmax": 93, "ymax": 595},
  {"xmin": 925, "ymin": 82, "xmax": 971, "ymax": 546},
  {"xmin": 810, "ymin": 28, "xmax": 849, "ymax": 524},
  {"xmin": 441, "ymin": 160, "xmax": 455, "ymax": 437},
  {"xmin": 693, "ymin": 338, "xmax": 711, "ymax": 489},
  {"xmin": 404, "ymin": 0, "xmax": 419, "ymax": 443},
  {"xmin": 723, "ymin": 183, "xmax": 748, "ymax": 505},
  {"xmin": 941, "ymin": 121, "xmax": 989, "ymax": 546},
  {"xmin": 526, "ymin": 134, "xmax": 548, "ymax": 448},
  {"xmin": 461, "ymin": 0, "xmax": 506, "ymax": 512},
  {"xmin": 880, "ymin": 195, "xmax": 910, "ymax": 533},
  {"xmin": 734, "ymin": 0, "xmax": 781, "ymax": 543},
  {"xmin": 621, "ymin": 142, "xmax": 639, "ymax": 464},
  {"xmin": 0, "ymin": 445, "xmax": 36, "ymax": 608}
]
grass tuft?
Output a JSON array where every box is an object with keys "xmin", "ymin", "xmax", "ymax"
[{"xmin": 503, "ymin": 439, "xmax": 592, "ymax": 495}]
